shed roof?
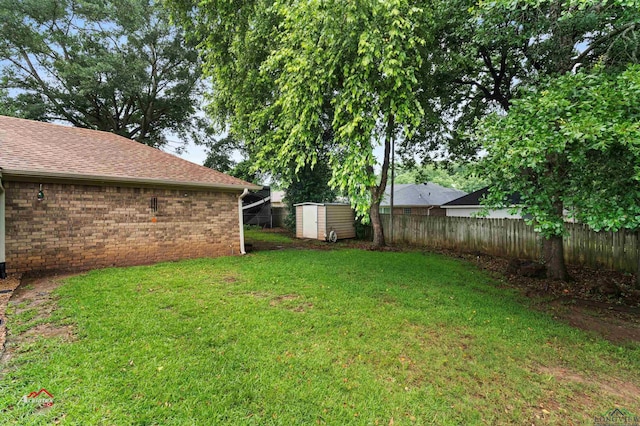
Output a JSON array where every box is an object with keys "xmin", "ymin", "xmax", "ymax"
[
  {"xmin": 442, "ymin": 187, "xmax": 522, "ymax": 207},
  {"xmin": 0, "ymin": 115, "xmax": 260, "ymax": 190},
  {"xmin": 380, "ymin": 183, "xmax": 467, "ymax": 207}
]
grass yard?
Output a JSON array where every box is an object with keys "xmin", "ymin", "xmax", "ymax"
[
  {"xmin": 1, "ymin": 244, "xmax": 639, "ymax": 424},
  {"xmin": 244, "ymin": 226, "xmax": 294, "ymax": 244}
]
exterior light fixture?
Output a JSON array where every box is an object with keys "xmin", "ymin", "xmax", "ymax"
[{"xmin": 37, "ymin": 184, "xmax": 44, "ymax": 201}]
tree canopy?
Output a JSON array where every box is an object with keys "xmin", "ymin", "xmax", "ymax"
[
  {"xmin": 476, "ymin": 64, "xmax": 640, "ymax": 279},
  {"xmin": 0, "ymin": 0, "xmax": 205, "ymax": 149},
  {"xmin": 168, "ymin": 0, "xmax": 640, "ymax": 258},
  {"xmin": 403, "ymin": 0, "xmax": 640, "ymax": 163},
  {"xmin": 169, "ymin": 0, "xmax": 429, "ymax": 245},
  {"xmin": 394, "ymin": 163, "xmax": 487, "ymax": 193}
]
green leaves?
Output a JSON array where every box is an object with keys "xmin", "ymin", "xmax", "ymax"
[
  {"xmin": 267, "ymin": 1, "xmax": 427, "ymax": 214},
  {"xmin": 0, "ymin": 0, "xmax": 205, "ymax": 149},
  {"xmin": 168, "ymin": 0, "xmax": 430, "ymax": 226},
  {"xmin": 476, "ymin": 65, "xmax": 640, "ymax": 238}
]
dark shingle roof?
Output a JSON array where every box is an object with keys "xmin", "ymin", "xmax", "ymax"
[
  {"xmin": 442, "ymin": 187, "xmax": 522, "ymax": 206},
  {"xmin": 380, "ymin": 183, "xmax": 467, "ymax": 207},
  {"xmin": 0, "ymin": 115, "xmax": 260, "ymax": 190}
]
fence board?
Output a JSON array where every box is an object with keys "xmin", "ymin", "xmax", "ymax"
[{"xmin": 381, "ymin": 215, "xmax": 639, "ymax": 274}]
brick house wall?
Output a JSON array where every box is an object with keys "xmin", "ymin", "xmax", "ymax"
[{"xmin": 4, "ymin": 181, "xmax": 242, "ymax": 274}]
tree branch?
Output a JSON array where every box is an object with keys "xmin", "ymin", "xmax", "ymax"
[
  {"xmin": 453, "ymin": 78, "xmax": 493, "ymax": 101},
  {"xmin": 572, "ymin": 21, "xmax": 639, "ymax": 67}
]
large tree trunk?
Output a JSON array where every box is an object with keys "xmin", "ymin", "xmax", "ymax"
[
  {"xmin": 370, "ymin": 197, "xmax": 385, "ymax": 246},
  {"xmin": 539, "ymin": 152, "xmax": 570, "ymax": 281},
  {"xmin": 369, "ymin": 113, "xmax": 394, "ymax": 248},
  {"xmin": 543, "ymin": 235, "xmax": 568, "ymax": 281}
]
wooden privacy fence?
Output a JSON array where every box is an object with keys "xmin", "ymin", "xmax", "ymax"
[{"xmin": 381, "ymin": 214, "xmax": 640, "ymax": 274}]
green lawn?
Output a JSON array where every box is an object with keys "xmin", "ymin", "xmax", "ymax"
[
  {"xmin": 1, "ymin": 246, "xmax": 639, "ymax": 424},
  {"xmin": 244, "ymin": 226, "xmax": 294, "ymax": 244}
]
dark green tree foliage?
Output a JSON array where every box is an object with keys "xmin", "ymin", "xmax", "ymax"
[
  {"xmin": 0, "ymin": 0, "xmax": 204, "ymax": 149},
  {"xmin": 168, "ymin": 0, "xmax": 336, "ymax": 217},
  {"xmin": 393, "ymin": 162, "xmax": 487, "ymax": 193},
  {"xmin": 476, "ymin": 65, "xmax": 640, "ymax": 280},
  {"xmin": 168, "ymin": 0, "xmax": 427, "ymax": 246},
  {"xmin": 0, "ymin": 89, "xmax": 16, "ymax": 116},
  {"xmin": 412, "ymin": 0, "xmax": 640, "ymax": 280},
  {"xmin": 203, "ymin": 135, "xmax": 242, "ymax": 174},
  {"xmin": 165, "ymin": 0, "xmax": 278, "ymax": 142},
  {"xmin": 227, "ymin": 160, "xmax": 266, "ymax": 186},
  {"xmin": 283, "ymin": 161, "xmax": 337, "ymax": 231},
  {"xmin": 404, "ymin": 0, "xmax": 640, "ymax": 163}
]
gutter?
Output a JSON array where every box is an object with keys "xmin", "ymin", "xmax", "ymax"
[
  {"xmin": 0, "ymin": 170, "xmax": 6, "ymax": 278},
  {"xmin": 242, "ymin": 196, "xmax": 271, "ymax": 210},
  {"xmin": 238, "ymin": 189, "xmax": 250, "ymax": 255},
  {"xmin": 0, "ymin": 169, "xmax": 262, "ymax": 192}
]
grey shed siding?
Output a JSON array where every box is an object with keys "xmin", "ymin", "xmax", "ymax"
[
  {"xmin": 295, "ymin": 203, "xmax": 356, "ymax": 241},
  {"xmin": 325, "ymin": 205, "xmax": 356, "ymax": 239},
  {"xmin": 317, "ymin": 206, "xmax": 327, "ymax": 239}
]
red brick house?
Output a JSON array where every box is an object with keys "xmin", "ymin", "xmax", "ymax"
[{"xmin": 0, "ymin": 115, "xmax": 260, "ymax": 278}]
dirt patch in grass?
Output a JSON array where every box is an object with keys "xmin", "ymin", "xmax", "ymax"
[
  {"xmin": 525, "ymin": 365, "xmax": 640, "ymax": 422},
  {"xmin": 483, "ymin": 258, "xmax": 639, "ymax": 345},
  {"xmin": 270, "ymin": 294, "xmax": 300, "ymax": 306},
  {"xmin": 267, "ymin": 293, "xmax": 315, "ymax": 312},
  {"xmin": 537, "ymin": 366, "xmax": 640, "ymax": 405},
  {"xmin": 10, "ymin": 273, "xmax": 75, "ymax": 303},
  {"xmin": 0, "ymin": 274, "xmax": 22, "ymax": 352},
  {"xmin": 546, "ymin": 299, "xmax": 640, "ymax": 344},
  {"xmin": 292, "ymin": 303, "xmax": 314, "ymax": 313},
  {"xmin": 1, "ymin": 273, "xmax": 76, "ymax": 365},
  {"xmin": 423, "ymin": 249, "xmax": 640, "ymax": 345},
  {"xmin": 22, "ymin": 323, "xmax": 75, "ymax": 341}
]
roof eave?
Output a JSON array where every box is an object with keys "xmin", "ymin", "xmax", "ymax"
[
  {"xmin": 0, "ymin": 168, "xmax": 262, "ymax": 191},
  {"xmin": 380, "ymin": 204, "xmax": 438, "ymax": 207},
  {"xmin": 442, "ymin": 205, "xmax": 521, "ymax": 209},
  {"xmin": 293, "ymin": 202, "xmax": 351, "ymax": 206}
]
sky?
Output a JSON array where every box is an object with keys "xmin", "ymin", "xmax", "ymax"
[
  {"xmin": 173, "ymin": 140, "xmax": 209, "ymax": 166},
  {"xmin": 168, "ymin": 137, "xmax": 390, "ymax": 190},
  {"xmin": 170, "ymin": 137, "xmax": 387, "ymax": 174}
]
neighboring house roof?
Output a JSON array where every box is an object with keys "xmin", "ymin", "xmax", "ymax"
[
  {"xmin": 380, "ymin": 183, "xmax": 467, "ymax": 207},
  {"xmin": 0, "ymin": 115, "xmax": 260, "ymax": 190},
  {"xmin": 442, "ymin": 187, "xmax": 522, "ymax": 207}
]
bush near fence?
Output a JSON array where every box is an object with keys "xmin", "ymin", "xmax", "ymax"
[{"xmin": 380, "ymin": 214, "xmax": 640, "ymax": 274}]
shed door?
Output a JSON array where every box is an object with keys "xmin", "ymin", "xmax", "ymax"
[{"xmin": 302, "ymin": 205, "xmax": 318, "ymax": 239}]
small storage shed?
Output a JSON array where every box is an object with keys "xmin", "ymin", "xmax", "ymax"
[{"xmin": 295, "ymin": 203, "xmax": 355, "ymax": 241}]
